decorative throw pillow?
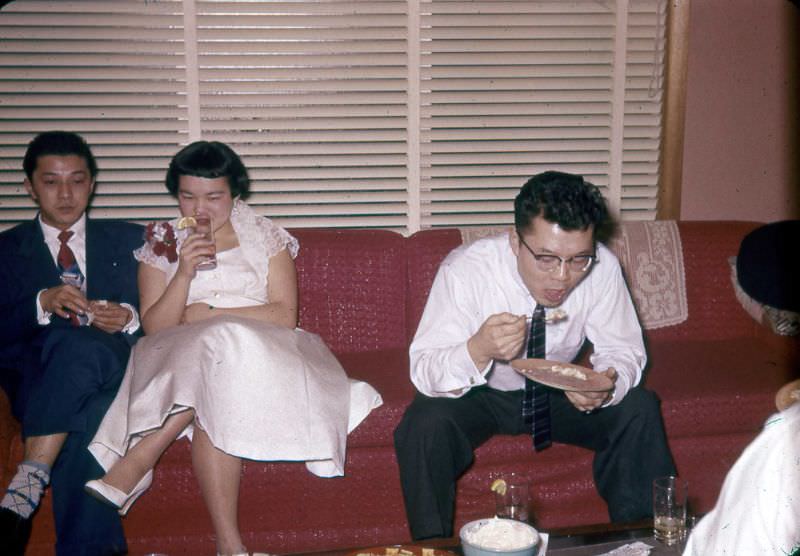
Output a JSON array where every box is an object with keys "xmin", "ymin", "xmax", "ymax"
[{"xmin": 729, "ymin": 256, "xmax": 800, "ymax": 336}]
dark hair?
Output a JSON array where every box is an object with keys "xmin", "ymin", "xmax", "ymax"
[
  {"xmin": 514, "ymin": 171, "xmax": 609, "ymax": 239},
  {"xmin": 165, "ymin": 141, "xmax": 251, "ymax": 200},
  {"xmin": 23, "ymin": 131, "xmax": 98, "ymax": 181}
]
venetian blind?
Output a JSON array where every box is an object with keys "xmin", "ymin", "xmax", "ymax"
[
  {"xmin": 0, "ymin": 0, "xmax": 665, "ymax": 233},
  {"xmin": 418, "ymin": 0, "xmax": 666, "ymax": 227}
]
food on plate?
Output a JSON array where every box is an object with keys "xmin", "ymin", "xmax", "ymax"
[
  {"xmin": 550, "ymin": 364, "xmax": 587, "ymax": 380},
  {"xmin": 490, "ymin": 478, "xmax": 507, "ymax": 496},
  {"xmin": 176, "ymin": 215, "xmax": 197, "ymax": 230},
  {"xmin": 462, "ymin": 518, "xmax": 538, "ymax": 550}
]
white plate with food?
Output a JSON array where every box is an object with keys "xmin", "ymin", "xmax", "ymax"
[{"xmin": 511, "ymin": 358, "xmax": 613, "ymax": 392}]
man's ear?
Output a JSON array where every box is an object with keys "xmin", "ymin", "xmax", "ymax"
[
  {"xmin": 23, "ymin": 177, "xmax": 38, "ymax": 202},
  {"xmin": 509, "ymin": 226, "xmax": 520, "ymax": 256}
]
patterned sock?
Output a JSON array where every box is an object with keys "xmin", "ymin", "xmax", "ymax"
[{"xmin": 0, "ymin": 461, "xmax": 51, "ymax": 518}]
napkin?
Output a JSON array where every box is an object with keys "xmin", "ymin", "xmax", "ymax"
[
  {"xmin": 535, "ymin": 532, "xmax": 549, "ymax": 556},
  {"xmin": 594, "ymin": 541, "xmax": 654, "ymax": 555}
]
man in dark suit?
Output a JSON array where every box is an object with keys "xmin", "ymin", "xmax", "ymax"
[{"xmin": 0, "ymin": 131, "xmax": 143, "ymax": 556}]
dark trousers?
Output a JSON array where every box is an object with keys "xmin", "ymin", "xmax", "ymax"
[
  {"xmin": 22, "ymin": 326, "xmax": 131, "ymax": 556},
  {"xmin": 393, "ymin": 385, "xmax": 676, "ymax": 540}
]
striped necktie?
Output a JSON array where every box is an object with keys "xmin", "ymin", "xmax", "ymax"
[
  {"xmin": 57, "ymin": 230, "xmax": 86, "ymax": 325},
  {"xmin": 522, "ymin": 305, "xmax": 552, "ymax": 451}
]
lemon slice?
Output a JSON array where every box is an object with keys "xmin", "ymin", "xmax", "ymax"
[
  {"xmin": 176, "ymin": 216, "xmax": 197, "ymax": 230},
  {"xmin": 490, "ymin": 478, "xmax": 507, "ymax": 496}
]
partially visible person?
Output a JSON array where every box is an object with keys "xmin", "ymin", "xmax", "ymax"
[
  {"xmin": 85, "ymin": 140, "xmax": 382, "ymax": 556},
  {"xmin": 684, "ymin": 220, "xmax": 800, "ymax": 555},
  {"xmin": 394, "ymin": 170, "xmax": 676, "ymax": 540},
  {"xmin": 733, "ymin": 219, "xmax": 800, "ymax": 336},
  {"xmin": 0, "ymin": 131, "xmax": 142, "ymax": 555},
  {"xmin": 682, "ymin": 379, "xmax": 800, "ymax": 556}
]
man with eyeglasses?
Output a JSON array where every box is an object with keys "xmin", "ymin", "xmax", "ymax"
[{"xmin": 394, "ymin": 170, "xmax": 676, "ymax": 540}]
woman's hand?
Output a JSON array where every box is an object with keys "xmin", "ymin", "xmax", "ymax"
[
  {"xmin": 175, "ymin": 232, "xmax": 216, "ymax": 279},
  {"xmin": 181, "ymin": 302, "xmax": 216, "ymax": 324}
]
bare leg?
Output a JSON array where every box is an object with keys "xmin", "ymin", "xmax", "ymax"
[
  {"xmin": 23, "ymin": 432, "xmax": 68, "ymax": 466},
  {"xmin": 102, "ymin": 409, "xmax": 195, "ymax": 494},
  {"xmin": 192, "ymin": 426, "xmax": 245, "ymax": 556}
]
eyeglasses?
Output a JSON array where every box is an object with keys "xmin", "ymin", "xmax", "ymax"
[{"xmin": 517, "ymin": 235, "xmax": 596, "ymax": 274}]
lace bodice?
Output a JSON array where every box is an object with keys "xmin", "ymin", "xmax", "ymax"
[{"xmin": 134, "ymin": 200, "xmax": 299, "ymax": 307}]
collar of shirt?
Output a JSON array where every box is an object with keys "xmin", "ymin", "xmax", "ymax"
[{"xmin": 39, "ymin": 213, "xmax": 88, "ymax": 274}]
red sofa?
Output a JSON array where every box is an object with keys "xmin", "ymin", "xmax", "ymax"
[{"xmin": 1, "ymin": 220, "xmax": 797, "ymax": 555}]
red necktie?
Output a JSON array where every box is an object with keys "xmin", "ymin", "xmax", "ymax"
[
  {"xmin": 57, "ymin": 230, "xmax": 76, "ymax": 269},
  {"xmin": 56, "ymin": 230, "xmax": 83, "ymax": 326}
]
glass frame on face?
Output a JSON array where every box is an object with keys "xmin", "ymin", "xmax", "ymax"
[{"xmin": 517, "ymin": 233, "xmax": 596, "ymax": 274}]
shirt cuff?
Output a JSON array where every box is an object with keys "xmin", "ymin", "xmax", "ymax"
[
  {"xmin": 602, "ymin": 371, "xmax": 631, "ymax": 406},
  {"xmin": 442, "ymin": 343, "xmax": 490, "ymax": 395},
  {"xmin": 36, "ymin": 289, "xmax": 53, "ymax": 325},
  {"xmin": 120, "ymin": 303, "xmax": 141, "ymax": 334}
]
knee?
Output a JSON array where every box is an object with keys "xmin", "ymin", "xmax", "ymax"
[
  {"xmin": 623, "ymin": 387, "xmax": 659, "ymax": 410},
  {"xmin": 394, "ymin": 397, "xmax": 461, "ymax": 451},
  {"xmin": 43, "ymin": 328, "xmax": 127, "ymax": 369},
  {"xmin": 618, "ymin": 387, "xmax": 665, "ymax": 429}
]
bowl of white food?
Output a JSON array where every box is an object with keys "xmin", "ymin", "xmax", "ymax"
[{"xmin": 459, "ymin": 517, "xmax": 539, "ymax": 556}]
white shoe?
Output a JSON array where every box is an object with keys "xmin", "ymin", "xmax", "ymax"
[{"xmin": 85, "ymin": 469, "xmax": 153, "ymax": 516}]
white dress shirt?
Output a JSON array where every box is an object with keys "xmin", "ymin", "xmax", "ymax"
[
  {"xmin": 36, "ymin": 214, "xmax": 140, "ymax": 333},
  {"xmin": 409, "ymin": 232, "xmax": 645, "ymax": 405}
]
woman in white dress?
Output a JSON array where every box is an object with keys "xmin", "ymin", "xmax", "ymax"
[{"xmin": 85, "ymin": 141, "xmax": 382, "ymax": 556}]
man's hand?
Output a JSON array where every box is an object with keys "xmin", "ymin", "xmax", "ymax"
[
  {"xmin": 40, "ymin": 284, "xmax": 90, "ymax": 321},
  {"xmin": 89, "ymin": 301, "xmax": 132, "ymax": 334},
  {"xmin": 565, "ymin": 367, "xmax": 617, "ymax": 412},
  {"xmin": 181, "ymin": 302, "xmax": 216, "ymax": 325},
  {"xmin": 467, "ymin": 312, "xmax": 527, "ymax": 370}
]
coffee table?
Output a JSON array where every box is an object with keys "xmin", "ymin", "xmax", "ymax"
[{"xmin": 289, "ymin": 519, "xmax": 687, "ymax": 555}]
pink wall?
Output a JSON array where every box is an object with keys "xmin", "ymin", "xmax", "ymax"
[{"xmin": 680, "ymin": 0, "xmax": 800, "ymax": 221}]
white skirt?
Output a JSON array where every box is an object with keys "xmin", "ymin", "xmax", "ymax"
[{"xmin": 89, "ymin": 315, "xmax": 382, "ymax": 477}]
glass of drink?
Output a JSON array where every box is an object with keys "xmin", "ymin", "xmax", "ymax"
[
  {"xmin": 653, "ymin": 475, "xmax": 688, "ymax": 546},
  {"xmin": 494, "ymin": 473, "xmax": 530, "ymax": 523},
  {"xmin": 192, "ymin": 214, "xmax": 217, "ymax": 270}
]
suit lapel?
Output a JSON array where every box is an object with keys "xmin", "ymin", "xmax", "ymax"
[{"xmin": 19, "ymin": 218, "xmax": 62, "ymax": 288}]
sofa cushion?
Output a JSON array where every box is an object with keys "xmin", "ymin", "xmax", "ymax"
[
  {"xmin": 336, "ymin": 348, "xmax": 415, "ymax": 448},
  {"xmin": 405, "ymin": 229, "xmax": 462, "ymax": 340},
  {"xmin": 291, "ymin": 229, "xmax": 408, "ymax": 354},
  {"xmin": 645, "ymin": 338, "xmax": 796, "ymax": 438},
  {"xmin": 648, "ymin": 221, "xmax": 763, "ymax": 342}
]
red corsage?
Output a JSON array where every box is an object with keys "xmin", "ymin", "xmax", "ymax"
[{"xmin": 144, "ymin": 221, "xmax": 179, "ymax": 263}]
